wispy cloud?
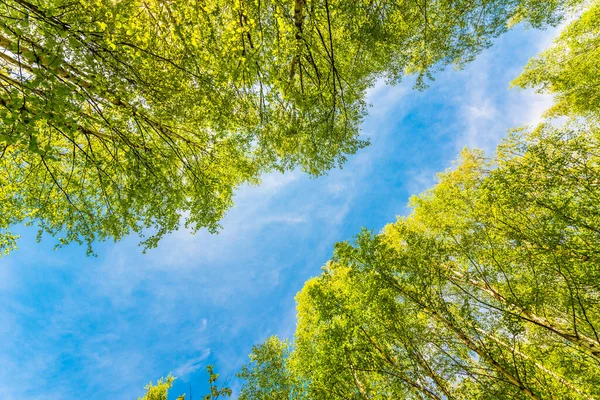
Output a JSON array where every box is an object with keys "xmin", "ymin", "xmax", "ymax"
[
  {"xmin": 174, "ymin": 349, "xmax": 212, "ymax": 377},
  {"xmin": 448, "ymin": 25, "xmax": 561, "ymax": 156}
]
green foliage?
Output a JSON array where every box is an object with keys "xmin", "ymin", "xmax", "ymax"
[
  {"xmin": 512, "ymin": 0, "xmax": 600, "ymax": 118},
  {"xmin": 138, "ymin": 375, "xmax": 177, "ymax": 400},
  {"xmin": 0, "ymin": 0, "xmax": 579, "ymax": 256},
  {"xmin": 203, "ymin": 365, "xmax": 232, "ymax": 400},
  {"xmin": 238, "ymin": 336, "xmax": 305, "ymax": 399},
  {"xmin": 241, "ymin": 120, "xmax": 600, "ymax": 399},
  {"xmin": 138, "ymin": 366, "xmax": 230, "ymax": 400},
  {"xmin": 508, "ymin": 0, "xmax": 584, "ymax": 28}
]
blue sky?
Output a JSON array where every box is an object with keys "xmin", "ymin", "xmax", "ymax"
[{"xmin": 0, "ymin": 24, "xmax": 557, "ymax": 399}]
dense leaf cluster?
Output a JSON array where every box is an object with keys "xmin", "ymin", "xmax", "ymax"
[{"xmin": 0, "ymin": 0, "xmax": 578, "ymax": 255}]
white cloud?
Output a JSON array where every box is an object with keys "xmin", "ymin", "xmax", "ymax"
[
  {"xmin": 366, "ymin": 79, "xmax": 411, "ymax": 119},
  {"xmin": 404, "ymin": 168, "xmax": 438, "ymax": 199},
  {"xmin": 174, "ymin": 349, "xmax": 211, "ymax": 377},
  {"xmin": 263, "ymin": 215, "xmax": 306, "ymax": 225},
  {"xmin": 451, "ymin": 25, "xmax": 563, "ymax": 156},
  {"xmin": 508, "ymin": 88, "xmax": 554, "ymax": 127},
  {"xmin": 255, "ymin": 170, "xmax": 301, "ymax": 193}
]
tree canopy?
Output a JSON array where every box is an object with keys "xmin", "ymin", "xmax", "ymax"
[
  {"xmin": 237, "ymin": 1, "xmax": 600, "ymax": 397},
  {"xmin": 239, "ymin": 119, "xmax": 600, "ymax": 399},
  {"xmin": 0, "ymin": 0, "xmax": 581, "ymax": 255},
  {"xmin": 512, "ymin": 0, "xmax": 600, "ymax": 118}
]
